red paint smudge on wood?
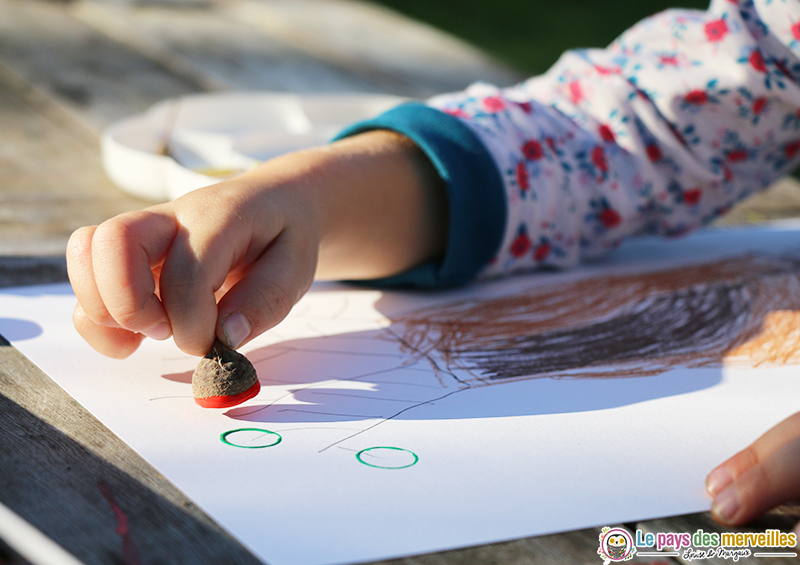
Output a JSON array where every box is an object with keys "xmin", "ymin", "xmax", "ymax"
[{"xmin": 98, "ymin": 480, "xmax": 142, "ymax": 565}]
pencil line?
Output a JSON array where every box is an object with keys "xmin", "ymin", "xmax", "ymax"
[
  {"xmin": 317, "ymin": 387, "xmax": 468, "ymax": 453},
  {"xmin": 278, "ymin": 408, "xmax": 383, "ymax": 419}
]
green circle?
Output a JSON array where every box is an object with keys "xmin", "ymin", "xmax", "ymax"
[
  {"xmin": 355, "ymin": 446, "xmax": 418, "ymax": 469},
  {"xmin": 220, "ymin": 428, "xmax": 282, "ymax": 449}
]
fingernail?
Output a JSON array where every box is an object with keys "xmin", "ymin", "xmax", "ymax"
[
  {"xmin": 144, "ymin": 322, "xmax": 172, "ymax": 341},
  {"xmin": 706, "ymin": 465, "xmax": 733, "ymax": 496},
  {"xmin": 222, "ymin": 312, "xmax": 250, "ymax": 349},
  {"xmin": 711, "ymin": 486, "xmax": 741, "ymax": 522}
]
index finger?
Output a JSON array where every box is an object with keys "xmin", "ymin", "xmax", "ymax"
[{"xmin": 89, "ymin": 209, "xmax": 179, "ymax": 337}]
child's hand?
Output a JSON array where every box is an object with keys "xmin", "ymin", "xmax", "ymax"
[
  {"xmin": 67, "ymin": 161, "xmax": 322, "ymax": 358},
  {"xmin": 67, "ymin": 131, "xmax": 446, "ymax": 358},
  {"xmin": 706, "ymin": 411, "xmax": 800, "ymax": 531}
]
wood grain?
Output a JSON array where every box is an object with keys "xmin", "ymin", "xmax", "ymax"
[
  {"xmin": 0, "ymin": 0, "xmax": 201, "ymax": 132},
  {"xmin": 216, "ymin": 0, "xmax": 521, "ymax": 95},
  {"xmin": 0, "ymin": 335, "xmax": 263, "ymax": 564},
  {"xmin": 0, "ymin": 59, "xmax": 152, "ymax": 256},
  {"xmin": 70, "ymin": 0, "xmax": 381, "ymax": 95}
]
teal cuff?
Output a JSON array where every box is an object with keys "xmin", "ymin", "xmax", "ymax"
[{"xmin": 335, "ymin": 102, "xmax": 506, "ymax": 287}]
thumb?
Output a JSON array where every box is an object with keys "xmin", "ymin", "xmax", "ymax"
[
  {"xmin": 706, "ymin": 412, "xmax": 800, "ymax": 526},
  {"xmin": 215, "ymin": 229, "xmax": 317, "ymax": 349}
]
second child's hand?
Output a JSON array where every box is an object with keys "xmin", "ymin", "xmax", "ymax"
[{"xmin": 707, "ymin": 411, "xmax": 800, "ymax": 532}]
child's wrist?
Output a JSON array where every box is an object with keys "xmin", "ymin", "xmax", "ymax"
[{"xmin": 313, "ymin": 130, "xmax": 446, "ymax": 280}]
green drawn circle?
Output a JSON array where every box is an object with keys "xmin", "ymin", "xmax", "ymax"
[
  {"xmin": 220, "ymin": 428, "xmax": 282, "ymax": 449},
  {"xmin": 356, "ymin": 446, "xmax": 418, "ymax": 469}
]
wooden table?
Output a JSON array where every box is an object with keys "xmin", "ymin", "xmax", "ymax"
[{"xmin": 1, "ymin": 1, "xmax": 798, "ymax": 563}]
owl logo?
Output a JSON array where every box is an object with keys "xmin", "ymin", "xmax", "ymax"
[
  {"xmin": 606, "ymin": 534, "xmax": 628, "ymax": 559},
  {"xmin": 597, "ymin": 527, "xmax": 635, "ymax": 564}
]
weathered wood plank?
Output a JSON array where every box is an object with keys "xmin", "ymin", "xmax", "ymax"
[
  {"xmin": 217, "ymin": 0, "xmax": 521, "ymax": 96},
  {"xmin": 0, "ymin": 257, "xmax": 68, "ymax": 288},
  {"xmin": 70, "ymin": 0, "xmax": 382, "ymax": 95},
  {"xmin": 0, "ymin": 60, "xmax": 152, "ymax": 256},
  {"xmin": 0, "ymin": 0, "xmax": 201, "ymax": 131},
  {"xmin": 0, "ymin": 336, "xmax": 263, "ymax": 565},
  {"xmin": 68, "ymin": 0, "xmax": 521, "ymax": 98}
]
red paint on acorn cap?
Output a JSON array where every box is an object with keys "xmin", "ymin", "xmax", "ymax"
[
  {"xmin": 194, "ymin": 380, "xmax": 261, "ymax": 409},
  {"xmin": 192, "ymin": 338, "xmax": 260, "ymax": 409}
]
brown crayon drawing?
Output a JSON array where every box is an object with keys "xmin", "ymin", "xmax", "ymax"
[{"xmin": 393, "ymin": 255, "xmax": 800, "ymax": 384}]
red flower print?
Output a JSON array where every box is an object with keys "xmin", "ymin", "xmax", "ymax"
[
  {"xmin": 683, "ymin": 188, "xmax": 702, "ymax": 205},
  {"xmin": 522, "ymin": 140, "xmax": 544, "ymax": 160},
  {"xmin": 726, "ymin": 149, "xmax": 748, "ymax": 162},
  {"xmin": 792, "ymin": 22, "xmax": 800, "ymax": 41},
  {"xmin": 516, "ymin": 162, "xmax": 529, "ymax": 191},
  {"xmin": 598, "ymin": 124, "xmax": 616, "ymax": 143},
  {"xmin": 685, "ymin": 90, "xmax": 709, "ymax": 105},
  {"xmin": 482, "ymin": 96, "xmax": 505, "ymax": 113},
  {"xmin": 704, "ymin": 19, "xmax": 729, "ymax": 42},
  {"xmin": 600, "ymin": 208, "xmax": 621, "ymax": 228},
  {"xmin": 533, "ymin": 243, "xmax": 551, "ymax": 262},
  {"xmin": 510, "ymin": 228, "xmax": 532, "ymax": 258},
  {"xmin": 646, "ymin": 144, "xmax": 662, "ymax": 162},
  {"xmin": 749, "ymin": 50, "xmax": 767, "ymax": 73},
  {"xmin": 752, "ymin": 97, "xmax": 768, "ymax": 115},
  {"xmin": 443, "ymin": 107, "xmax": 469, "ymax": 119},
  {"xmin": 592, "ymin": 146, "xmax": 608, "ymax": 172},
  {"xmin": 568, "ymin": 81, "xmax": 584, "ymax": 105},
  {"xmin": 786, "ymin": 140, "xmax": 800, "ymax": 159},
  {"xmin": 517, "ymin": 101, "xmax": 532, "ymax": 113},
  {"xmin": 545, "ymin": 137, "xmax": 557, "ymax": 152},
  {"xmin": 659, "ymin": 55, "xmax": 679, "ymax": 66},
  {"xmin": 594, "ymin": 65, "xmax": 616, "ymax": 76}
]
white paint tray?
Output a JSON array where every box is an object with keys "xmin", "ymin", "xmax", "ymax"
[{"xmin": 101, "ymin": 92, "xmax": 406, "ymax": 201}]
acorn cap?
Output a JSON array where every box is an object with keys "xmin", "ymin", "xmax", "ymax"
[{"xmin": 192, "ymin": 339, "xmax": 260, "ymax": 408}]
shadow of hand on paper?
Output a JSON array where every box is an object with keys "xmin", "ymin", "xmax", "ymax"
[
  {"xmin": 221, "ymin": 253, "xmax": 800, "ymax": 427},
  {"xmin": 0, "ymin": 318, "xmax": 43, "ymax": 342}
]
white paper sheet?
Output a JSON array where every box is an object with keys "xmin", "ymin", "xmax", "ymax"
[{"xmin": 3, "ymin": 224, "xmax": 800, "ymax": 565}]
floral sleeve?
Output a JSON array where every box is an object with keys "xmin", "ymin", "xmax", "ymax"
[
  {"xmin": 339, "ymin": 0, "xmax": 800, "ymax": 286},
  {"xmin": 430, "ymin": 0, "xmax": 800, "ymax": 278}
]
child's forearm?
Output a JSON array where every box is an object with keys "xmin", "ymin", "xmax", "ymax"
[{"xmin": 250, "ymin": 129, "xmax": 448, "ymax": 282}]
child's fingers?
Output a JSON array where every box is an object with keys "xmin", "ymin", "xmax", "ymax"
[
  {"xmin": 707, "ymin": 412, "xmax": 800, "ymax": 525},
  {"xmin": 215, "ymin": 227, "xmax": 317, "ymax": 350},
  {"xmin": 73, "ymin": 303, "xmax": 145, "ymax": 359},
  {"xmin": 89, "ymin": 211, "xmax": 178, "ymax": 339},
  {"xmin": 156, "ymin": 230, "xmax": 221, "ymax": 356},
  {"xmin": 67, "ymin": 225, "xmax": 119, "ymax": 328}
]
